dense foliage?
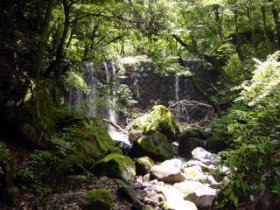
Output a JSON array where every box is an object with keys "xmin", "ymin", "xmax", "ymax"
[{"xmin": 211, "ymin": 51, "xmax": 280, "ymax": 208}]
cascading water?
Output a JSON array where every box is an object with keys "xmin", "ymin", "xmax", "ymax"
[
  {"xmin": 174, "ymin": 75, "xmax": 181, "ymax": 121},
  {"xmin": 84, "ymin": 62, "xmax": 98, "ymax": 117},
  {"xmin": 67, "ymin": 62, "xmax": 97, "ymax": 116},
  {"xmin": 104, "ymin": 61, "xmax": 118, "ymax": 124},
  {"xmin": 175, "ymin": 75, "xmax": 179, "ymax": 102}
]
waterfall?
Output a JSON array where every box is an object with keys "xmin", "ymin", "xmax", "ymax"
[
  {"xmin": 84, "ymin": 62, "xmax": 97, "ymax": 117},
  {"xmin": 175, "ymin": 75, "xmax": 179, "ymax": 102},
  {"xmin": 104, "ymin": 61, "xmax": 118, "ymax": 124},
  {"xmin": 174, "ymin": 75, "xmax": 180, "ymax": 121},
  {"xmin": 67, "ymin": 62, "xmax": 98, "ymax": 117}
]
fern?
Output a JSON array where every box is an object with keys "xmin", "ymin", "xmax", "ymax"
[{"xmin": 212, "ymin": 51, "xmax": 280, "ymax": 208}]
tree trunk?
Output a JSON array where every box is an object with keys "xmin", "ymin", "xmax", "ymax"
[
  {"xmin": 43, "ymin": 0, "xmax": 72, "ymax": 78},
  {"xmin": 35, "ymin": 0, "xmax": 55, "ymax": 78},
  {"xmin": 233, "ymin": 11, "xmax": 245, "ymax": 62},
  {"xmin": 270, "ymin": 1, "xmax": 280, "ymax": 48}
]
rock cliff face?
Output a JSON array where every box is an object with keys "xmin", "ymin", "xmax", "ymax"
[
  {"xmin": 119, "ymin": 60, "xmax": 219, "ymax": 110},
  {"xmin": 67, "ymin": 59, "xmax": 219, "ymax": 124}
]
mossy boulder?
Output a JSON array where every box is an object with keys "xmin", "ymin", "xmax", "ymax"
[
  {"xmin": 135, "ymin": 156, "xmax": 155, "ymax": 175},
  {"xmin": 93, "ymin": 153, "xmax": 136, "ymax": 182},
  {"xmin": 178, "ymin": 129, "xmax": 209, "ymax": 158},
  {"xmin": 53, "ymin": 117, "xmax": 115, "ymax": 174},
  {"xmin": 128, "ymin": 105, "xmax": 180, "ymax": 142},
  {"xmin": 0, "ymin": 144, "xmax": 18, "ymax": 203},
  {"xmin": 5, "ymin": 80, "xmax": 57, "ymax": 147},
  {"xmin": 128, "ymin": 132, "xmax": 175, "ymax": 162},
  {"xmin": 206, "ymin": 136, "xmax": 228, "ymax": 153},
  {"xmin": 81, "ymin": 188, "xmax": 113, "ymax": 210}
]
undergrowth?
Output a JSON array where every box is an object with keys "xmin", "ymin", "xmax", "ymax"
[{"xmin": 211, "ymin": 51, "xmax": 280, "ymax": 209}]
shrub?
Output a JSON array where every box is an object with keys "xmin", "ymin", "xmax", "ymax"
[{"xmin": 212, "ymin": 51, "xmax": 280, "ymax": 209}]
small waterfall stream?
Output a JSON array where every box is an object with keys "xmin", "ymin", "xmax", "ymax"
[
  {"xmin": 84, "ymin": 62, "xmax": 98, "ymax": 117},
  {"xmin": 67, "ymin": 61, "xmax": 118, "ymax": 123},
  {"xmin": 174, "ymin": 75, "xmax": 181, "ymax": 121},
  {"xmin": 104, "ymin": 61, "xmax": 118, "ymax": 124},
  {"xmin": 175, "ymin": 75, "xmax": 179, "ymax": 102}
]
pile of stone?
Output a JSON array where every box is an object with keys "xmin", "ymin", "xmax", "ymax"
[{"xmin": 135, "ymin": 147, "xmax": 230, "ymax": 210}]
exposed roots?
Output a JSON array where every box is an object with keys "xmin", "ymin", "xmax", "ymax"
[{"xmin": 168, "ymin": 99, "xmax": 218, "ymax": 130}]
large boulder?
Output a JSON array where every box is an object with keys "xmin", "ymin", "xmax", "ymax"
[
  {"xmin": 5, "ymin": 80, "xmax": 57, "ymax": 147},
  {"xmin": 128, "ymin": 105, "xmax": 180, "ymax": 142},
  {"xmin": 93, "ymin": 153, "xmax": 136, "ymax": 182},
  {"xmin": 128, "ymin": 132, "xmax": 175, "ymax": 162},
  {"xmin": 178, "ymin": 129, "xmax": 208, "ymax": 158},
  {"xmin": 51, "ymin": 117, "xmax": 116, "ymax": 174}
]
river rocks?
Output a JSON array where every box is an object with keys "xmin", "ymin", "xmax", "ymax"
[
  {"xmin": 93, "ymin": 153, "xmax": 136, "ymax": 182},
  {"xmin": 135, "ymin": 147, "xmax": 229, "ymax": 210},
  {"xmin": 150, "ymin": 159, "xmax": 185, "ymax": 183},
  {"xmin": 128, "ymin": 105, "xmax": 180, "ymax": 142}
]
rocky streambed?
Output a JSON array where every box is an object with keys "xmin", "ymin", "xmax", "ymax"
[
  {"xmin": 1, "ymin": 105, "xmax": 229, "ymax": 210},
  {"xmin": 11, "ymin": 147, "xmax": 228, "ymax": 210}
]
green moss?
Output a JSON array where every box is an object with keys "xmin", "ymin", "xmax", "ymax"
[
  {"xmin": 108, "ymin": 147, "xmax": 123, "ymax": 154},
  {"xmin": 94, "ymin": 153, "xmax": 135, "ymax": 182},
  {"xmin": 144, "ymin": 105, "xmax": 180, "ymax": 139},
  {"xmin": 128, "ymin": 105, "xmax": 180, "ymax": 142},
  {"xmin": 19, "ymin": 80, "xmax": 57, "ymax": 147},
  {"xmin": 82, "ymin": 189, "xmax": 113, "ymax": 210},
  {"xmin": 50, "ymin": 118, "xmax": 115, "ymax": 174},
  {"xmin": 135, "ymin": 156, "xmax": 154, "ymax": 175},
  {"xmin": 76, "ymin": 118, "xmax": 115, "ymax": 155},
  {"xmin": 133, "ymin": 132, "xmax": 174, "ymax": 161}
]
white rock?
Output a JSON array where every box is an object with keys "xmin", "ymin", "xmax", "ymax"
[
  {"xmin": 163, "ymin": 200, "xmax": 198, "ymax": 210},
  {"xmin": 211, "ymin": 155, "xmax": 222, "ymax": 164},
  {"xmin": 206, "ymin": 175, "xmax": 221, "ymax": 188},
  {"xmin": 184, "ymin": 160, "xmax": 209, "ymax": 172},
  {"xmin": 150, "ymin": 159, "xmax": 185, "ymax": 183},
  {"xmin": 209, "ymin": 165, "xmax": 231, "ymax": 176},
  {"xmin": 183, "ymin": 166, "xmax": 206, "ymax": 183},
  {"xmin": 157, "ymin": 186, "xmax": 198, "ymax": 210},
  {"xmin": 191, "ymin": 147, "xmax": 214, "ymax": 165},
  {"xmin": 174, "ymin": 181, "xmax": 220, "ymax": 209}
]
